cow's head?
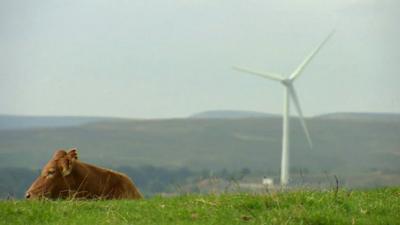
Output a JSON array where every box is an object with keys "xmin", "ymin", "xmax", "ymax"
[{"xmin": 25, "ymin": 148, "xmax": 78, "ymax": 199}]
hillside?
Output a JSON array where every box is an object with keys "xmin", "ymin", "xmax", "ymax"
[
  {"xmin": 0, "ymin": 113, "xmax": 399, "ymax": 179},
  {"xmin": 0, "ymin": 115, "xmax": 118, "ymax": 130},
  {"xmin": 190, "ymin": 110, "xmax": 278, "ymax": 119},
  {"xmin": 315, "ymin": 112, "xmax": 400, "ymax": 122},
  {"xmin": 0, "ymin": 188, "xmax": 399, "ymax": 225},
  {"xmin": 1, "ymin": 112, "xmax": 400, "ymax": 197}
]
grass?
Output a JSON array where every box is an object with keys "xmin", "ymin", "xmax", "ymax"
[{"xmin": 0, "ymin": 187, "xmax": 399, "ymax": 225}]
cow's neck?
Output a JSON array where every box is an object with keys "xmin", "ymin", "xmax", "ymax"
[{"xmin": 65, "ymin": 161, "xmax": 104, "ymax": 191}]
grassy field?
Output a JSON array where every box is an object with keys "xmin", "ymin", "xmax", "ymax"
[{"xmin": 1, "ymin": 187, "xmax": 399, "ymax": 225}]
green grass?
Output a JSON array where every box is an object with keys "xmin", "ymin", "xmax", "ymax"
[{"xmin": 1, "ymin": 188, "xmax": 399, "ymax": 225}]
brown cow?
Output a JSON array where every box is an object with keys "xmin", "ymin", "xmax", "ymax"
[{"xmin": 26, "ymin": 148, "xmax": 142, "ymax": 200}]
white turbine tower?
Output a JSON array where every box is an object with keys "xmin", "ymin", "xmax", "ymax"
[{"xmin": 233, "ymin": 32, "xmax": 334, "ymax": 186}]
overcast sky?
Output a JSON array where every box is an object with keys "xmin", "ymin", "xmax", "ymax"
[{"xmin": 1, "ymin": 0, "xmax": 399, "ymax": 118}]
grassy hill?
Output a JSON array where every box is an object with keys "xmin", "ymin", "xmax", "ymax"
[
  {"xmin": 0, "ymin": 187, "xmax": 399, "ymax": 225},
  {"xmin": 1, "ymin": 114, "xmax": 399, "ymax": 172},
  {"xmin": 0, "ymin": 115, "xmax": 119, "ymax": 130},
  {"xmin": 189, "ymin": 110, "xmax": 278, "ymax": 119},
  {"xmin": 0, "ymin": 112, "xmax": 399, "ymax": 192},
  {"xmin": 316, "ymin": 112, "xmax": 400, "ymax": 122}
]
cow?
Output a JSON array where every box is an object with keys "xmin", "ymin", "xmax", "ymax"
[{"xmin": 25, "ymin": 148, "xmax": 143, "ymax": 200}]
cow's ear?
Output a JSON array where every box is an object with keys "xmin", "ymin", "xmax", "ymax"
[
  {"xmin": 53, "ymin": 150, "xmax": 67, "ymax": 159},
  {"xmin": 59, "ymin": 158, "xmax": 73, "ymax": 176},
  {"xmin": 67, "ymin": 148, "xmax": 78, "ymax": 161}
]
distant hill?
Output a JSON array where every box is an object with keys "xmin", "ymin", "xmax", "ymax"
[
  {"xmin": 191, "ymin": 110, "xmax": 400, "ymax": 121},
  {"xmin": 190, "ymin": 110, "xmax": 279, "ymax": 119},
  {"xmin": 0, "ymin": 112, "xmax": 399, "ymax": 176},
  {"xmin": 0, "ymin": 115, "xmax": 118, "ymax": 130},
  {"xmin": 0, "ymin": 111, "xmax": 399, "ymax": 192},
  {"xmin": 2, "ymin": 112, "xmax": 398, "ymax": 130},
  {"xmin": 315, "ymin": 112, "xmax": 400, "ymax": 122}
]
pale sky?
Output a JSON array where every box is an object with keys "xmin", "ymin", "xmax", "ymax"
[{"xmin": 1, "ymin": 0, "xmax": 399, "ymax": 118}]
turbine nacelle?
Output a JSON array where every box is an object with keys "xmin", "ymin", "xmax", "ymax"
[{"xmin": 280, "ymin": 79, "xmax": 292, "ymax": 86}]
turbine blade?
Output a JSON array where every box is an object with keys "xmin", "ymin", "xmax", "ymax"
[
  {"xmin": 233, "ymin": 66, "xmax": 284, "ymax": 82},
  {"xmin": 289, "ymin": 30, "xmax": 335, "ymax": 80},
  {"xmin": 288, "ymin": 85, "xmax": 313, "ymax": 148}
]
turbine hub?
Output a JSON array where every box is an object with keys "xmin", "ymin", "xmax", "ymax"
[{"xmin": 281, "ymin": 79, "xmax": 291, "ymax": 86}]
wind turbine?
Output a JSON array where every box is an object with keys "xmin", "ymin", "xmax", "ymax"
[{"xmin": 233, "ymin": 32, "xmax": 334, "ymax": 186}]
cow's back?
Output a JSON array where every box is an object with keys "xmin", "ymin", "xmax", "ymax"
[{"xmin": 68, "ymin": 162, "xmax": 143, "ymax": 199}]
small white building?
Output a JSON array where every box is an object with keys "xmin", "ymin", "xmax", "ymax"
[{"xmin": 262, "ymin": 177, "xmax": 274, "ymax": 187}]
